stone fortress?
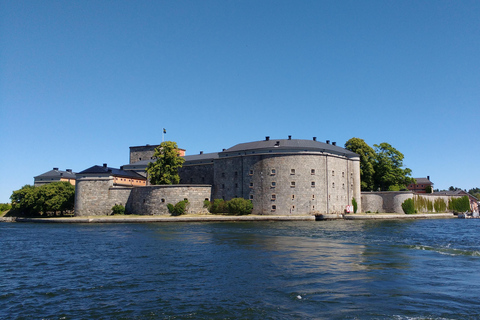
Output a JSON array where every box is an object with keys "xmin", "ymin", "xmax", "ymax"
[{"xmin": 74, "ymin": 136, "xmax": 362, "ymax": 216}]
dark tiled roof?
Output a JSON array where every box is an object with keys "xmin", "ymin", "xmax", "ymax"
[
  {"xmin": 122, "ymin": 152, "xmax": 220, "ymax": 169},
  {"xmin": 222, "ymin": 139, "xmax": 358, "ymax": 157},
  {"xmin": 413, "ymin": 178, "xmax": 433, "ymax": 184},
  {"xmin": 34, "ymin": 169, "xmax": 76, "ymax": 179},
  {"xmin": 78, "ymin": 165, "xmax": 146, "ymax": 180}
]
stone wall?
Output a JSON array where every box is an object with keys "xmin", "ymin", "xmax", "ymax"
[
  {"xmin": 127, "ymin": 185, "xmax": 212, "ymax": 215},
  {"xmin": 213, "ymin": 153, "xmax": 361, "ymax": 215},
  {"xmin": 75, "ymin": 176, "xmax": 133, "ymax": 216},
  {"xmin": 129, "ymin": 145, "xmax": 157, "ymax": 164},
  {"xmin": 361, "ymin": 192, "xmax": 462, "ymax": 214},
  {"xmin": 179, "ymin": 163, "xmax": 214, "ymax": 186}
]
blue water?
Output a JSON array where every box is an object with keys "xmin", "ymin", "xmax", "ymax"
[{"xmin": 1, "ymin": 219, "xmax": 480, "ymax": 319}]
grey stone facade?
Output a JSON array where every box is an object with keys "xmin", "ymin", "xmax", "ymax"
[
  {"xmin": 129, "ymin": 145, "xmax": 158, "ymax": 164},
  {"xmin": 127, "ymin": 185, "xmax": 211, "ymax": 215},
  {"xmin": 361, "ymin": 192, "xmax": 463, "ymax": 213},
  {"xmin": 74, "ymin": 175, "xmax": 133, "ymax": 216}
]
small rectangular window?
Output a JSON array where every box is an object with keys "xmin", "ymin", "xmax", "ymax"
[
  {"xmin": 292, "ymin": 194, "xmax": 295, "ymax": 200},
  {"xmin": 249, "ymin": 194, "xmax": 253, "ymax": 200},
  {"xmin": 342, "ymin": 172, "xmax": 345, "ymax": 177},
  {"xmin": 311, "ymin": 181, "xmax": 315, "ymax": 187},
  {"xmin": 249, "ymin": 169, "xmax": 254, "ymax": 175},
  {"xmin": 311, "ymin": 169, "xmax": 315, "ymax": 175},
  {"xmin": 249, "ymin": 182, "xmax": 254, "ymax": 188},
  {"xmin": 272, "ymin": 205, "xmax": 276, "ymax": 211},
  {"xmin": 291, "ymin": 181, "xmax": 295, "ymax": 187},
  {"xmin": 271, "ymin": 194, "xmax": 276, "ymax": 200},
  {"xmin": 271, "ymin": 169, "xmax": 276, "ymax": 175},
  {"xmin": 271, "ymin": 181, "xmax": 276, "ymax": 187},
  {"xmin": 332, "ymin": 170, "xmax": 335, "ymax": 176},
  {"xmin": 291, "ymin": 169, "xmax": 296, "ymax": 175}
]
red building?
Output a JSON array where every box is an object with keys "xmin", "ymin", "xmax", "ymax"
[{"xmin": 407, "ymin": 176, "xmax": 433, "ymax": 193}]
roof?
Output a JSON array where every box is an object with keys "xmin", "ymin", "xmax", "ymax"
[
  {"xmin": 34, "ymin": 168, "xmax": 76, "ymax": 180},
  {"xmin": 413, "ymin": 177, "xmax": 433, "ymax": 184},
  {"xmin": 78, "ymin": 165, "xmax": 146, "ymax": 180},
  {"xmin": 433, "ymin": 190, "xmax": 478, "ymax": 200},
  {"xmin": 221, "ymin": 138, "xmax": 359, "ymax": 157},
  {"xmin": 122, "ymin": 152, "xmax": 220, "ymax": 169}
]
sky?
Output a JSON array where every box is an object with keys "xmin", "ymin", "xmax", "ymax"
[{"xmin": 1, "ymin": 0, "xmax": 479, "ymax": 203}]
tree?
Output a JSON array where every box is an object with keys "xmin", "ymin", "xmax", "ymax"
[
  {"xmin": 10, "ymin": 182, "xmax": 74, "ymax": 216},
  {"xmin": 344, "ymin": 138, "xmax": 376, "ymax": 191},
  {"xmin": 146, "ymin": 141, "xmax": 185, "ymax": 185},
  {"xmin": 373, "ymin": 143, "xmax": 414, "ymax": 191},
  {"xmin": 468, "ymin": 187, "xmax": 480, "ymax": 199}
]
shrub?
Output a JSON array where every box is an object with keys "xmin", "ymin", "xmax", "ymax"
[
  {"xmin": 434, "ymin": 198, "xmax": 447, "ymax": 212},
  {"xmin": 111, "ymin": 204, "xmax": 125, "ymax": 215},
  {"xmin": 168, "ymin": 200, "xmax": 189, "ymax": 216},
  {"xmin": 203, "ymin": 199, "xmax": 211, "ymax": 211},
  {"xmin": 449, "ymin": 196, "xmax": 470, "ymax": 213},
  {"xmin": 0, "ymin": 203, "xmax": 12, "ymax": 213},
  {"xmin": 210, "ymin": 199, "xmax": 227, "ymax": 214},
  {"xmin": 402, "ymin": 198, "xmax": 416, "ymax": 214},
  {"xmin": 226, "ymin": 198, "xmax": 253, "ymax": 215},
  {"xmin": 352, "ymin": 197, "xmax": 358, "ymax": 213}
]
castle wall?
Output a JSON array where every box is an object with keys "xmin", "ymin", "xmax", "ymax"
[
  {"xmin": 129, "ymin": 145, "xmax": 157, "ymax": 164},
  {"xmin": 75, "ymin": 175, "xmax": 133, "ymax": 216},
  {"xmin": 213, "ymin": 153, "xmax": 361, "ymax": 215},
  {"xmin": 179, "ymin": 163, "xmax": 214, "ymax": 186},
  {"xmin": 127, "ymin": 185, "xmax": 212, "ymax": 215},
  {"xmin": 361, "ymin": 192, "xmax": 462, "ymax": 213}
]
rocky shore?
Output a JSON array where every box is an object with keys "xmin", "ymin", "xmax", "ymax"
[{"xmin": 0, "ymin": 213, "xmax": 455, "ymax": 223}]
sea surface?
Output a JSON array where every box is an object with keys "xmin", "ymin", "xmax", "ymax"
[{"xmin": 1, "ymin": 218, "xmax": 480, "ymax": 319}]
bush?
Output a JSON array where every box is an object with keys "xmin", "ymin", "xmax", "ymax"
[
  {"xmin": 226, "ymin": 198, "xmax": 253, "ymax": 215},
  {"xmin": 434, "ymin": 198, "xmax": 447, "ymax": 212},
  {"xmin": 111, "ymin": 204, "xmax": 125, "ymax": 215},
  {"xmin": 449, "ymin": 196, "xmax": 470, "ymax": 213},
  {"xmin": 209, "ymin": 199, "xmax": 227, "ymax": 214},
  {"xmin": 0, "ymin": 203, "xmax": 12, "ymax": 213},
  {"xmin": 168, "ymin": 200, "xmax": 189, "ymax": 216},
  {"xmin": 352, "ymin": 197, "xmax": 358, "ymax": 213},
  {"xmin": 402, "ymin": 198, "xmax": 416, "ymax": 214}
]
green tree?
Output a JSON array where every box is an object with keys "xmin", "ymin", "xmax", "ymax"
[
  {"xmin": 373, "ymin": 143, "xmax": 414, "ymax": 191},
  {"xmin": 10, "ymin": 182, "xmax": 74, "ymax": 216},
  {"xmin": 146, "ymin": 141, "xmax": 185, "ymax": 185},
  {"xmin": 344, "ymin": 138, "xmax": 376, "ymax": 191},
  {"xmin": 468, "ymin": 187, "xmax": 480, "ymax": 200}
]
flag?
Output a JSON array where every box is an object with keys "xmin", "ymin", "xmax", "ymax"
[{"xmin": 163, "ymin": 128, "xmax": 166, "ymax": 134}]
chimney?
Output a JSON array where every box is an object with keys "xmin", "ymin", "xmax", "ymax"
[
  {"xmin": 265, "ymin": 136, "xmax": 270, "ymax": 141},
  {"xmin": 332, "ymin": 142, "xmax": 336, "ymax": 146},
  {"xmin": 53, "ymin": 167, "xmax": 59, "ymax": 171},
  {"xmin": 66, "ymin": 169, "xmax": 72, "ymax": 173},
  {"xmin": 427, "ymin": 176, "xmax": 430, "ymax": 180},
  {"xmin": 288, "ymin": 135, "xmax": 292, "ymax": 140},
  {"xmin": 313, "ymin": 137, "xmax": 317, "ymax": 141},
  {"xmin": 326, "ymin": 140, "xmax": 330, "ymax": 144},
  {"xmin": 120, "ymin": 166, "xmax": 124, "ymax": 170},
  {"xmin": 103, "ymin": 163, "xmax": 107, "ymax": 168},
  {"xmin": 222, "ymin": 148, "xmax": 226, "ymax": 151},
  {"xmin": 200, "ymin": 151, "xmax": 203, "ymax": 155}
]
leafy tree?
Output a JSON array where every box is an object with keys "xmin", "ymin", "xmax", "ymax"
[
  {"xmin": 10, "ymin": 182, "xmax": 74, "ymax": 216},
  {"xmin": 226, "ymin": 198, "xmax": 253, "ymax": 215},
  {"xmin": 373, "ymin": 143, "xmax": 414, "ymax": 191},
  {"xmin": 401, "ymin": 198, "xmax": 416, "ymax": 214},
  {"xmin": 0, "ymin": 203, "xmax": 12, "ymax": 213},
  {"xmin": 468, "ymin": 187, "xmax": 480, "ymax": 199},
  {"xmin": 146, "ymin": 141, "xmax": 185, "ymax": 185},
  {"xmin": 344, "ymin": 138, "xmax": 376, "ymax": 191}
]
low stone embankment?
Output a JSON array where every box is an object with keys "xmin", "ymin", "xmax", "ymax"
[{"xmin": 2, "ymin": 213, "xmax": 456, "ymax": 223}]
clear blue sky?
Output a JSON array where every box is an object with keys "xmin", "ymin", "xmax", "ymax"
[{"xmin": 1, "ymin": 0, "xmax": 479, "ymax": 203}]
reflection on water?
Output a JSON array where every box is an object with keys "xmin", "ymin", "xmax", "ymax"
[{"xmin": 1, "ymin": 219, "xmax": 480, "ymax": 319}]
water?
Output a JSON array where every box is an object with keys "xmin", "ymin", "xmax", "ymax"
[{"xmin": 1, "ymin": 219, "xmax": 480, "ymax": 319}]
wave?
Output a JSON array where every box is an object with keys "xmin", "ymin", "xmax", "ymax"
[{"xmin": 402, "ymin": 244, "xmax": 480, "ymax": 257}]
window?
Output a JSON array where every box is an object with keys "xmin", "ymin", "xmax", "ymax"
[
  {"xmin": 271, "ymin": 181, "xmax": 276, "ymax": 188},
  {"xmin": 291, "ymin": 181, "xmax": 296, "ymax": 187},
  {"xmin": 332, "ymin": 182, "xmax": 335, "ymax": 188},
  {"xmin": 292, "ymin": 194, "xmax": 295, "ymax": 200},
  {"xmin": 221, "ymin": 172, "xmax": 225, "ymax": 178},
  {"xmin": 249, "ymin": 194, "xmax": 253, "ymax": 200},
  {"xmin": 249, "ymin": 169, "xmax": 254, "ymax": 175},
  {"xmin": 184, "ymin": 198, "xmax": 188, "ymax": 202},
  {"xmin": 271, "ymin": 168, "xmax": 276, "ymax": 175},
  {"xmin": 311, "ymin": 181, "xmax": 316, "ymax": 187},
  {"xmin": 291, "ymin": 169, "xmax": 296, "ymax": 175},
  {"xmin": 332, "ymin": 170, "xmax": 335, "ymax": 176},
  {"xmin": 205, "ymin": 198, "xmax": 209, "ymax": 201},
  {"xmin": 249, "ymin": 182, "xmax": 254, "ymax": 188},
  {"xmin": 312, "ymin": 194, "xmax": 315, "ymax": 200},
  {"xmin": 311, "ymin": 169, "xmax": 315, "ymax": 175},
  {"xmin": 342, "ymin": 172, "xmax": 345, "ymax": 178},
  {"xmin": 161, "ymin": 198, "xmax": 165, "ymax": 203},
  {"xmin": 342, "ymin": 183, "xmax": 345, "ymax": 189},
  {"xmin": 234, "ymin": 171, "xmax": 238, "ymax": 177},
  {"xmin": 272, "ymin": 205, "xmax": 276, "ymax": 211},
  {"xmin": 271, "ymin": 194, "xmax": 276, "ymax": 200}
]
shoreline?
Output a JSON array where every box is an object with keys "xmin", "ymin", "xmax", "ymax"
[{"xmin": 0, "ymin": 213, "xmax": 455, "ymax": 223}]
